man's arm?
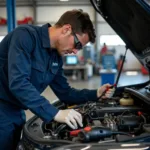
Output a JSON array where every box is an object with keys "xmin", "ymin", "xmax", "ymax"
[
  {"xmin": 50, "ymin": 64, "xmax": 98, "ymax": 105},
  {"xmin": 8, "ymin": 28, "xmax": 58, "ymax": 122}
]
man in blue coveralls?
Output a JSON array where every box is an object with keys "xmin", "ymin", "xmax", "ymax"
[{"xmin": 0, "ymin": 9, "xmax": 114, "ymax": 149}]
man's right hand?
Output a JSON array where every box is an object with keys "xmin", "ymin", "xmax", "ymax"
[{"xmin": 54, "ymin": 109, "xmax": 83, "ymax": 129}]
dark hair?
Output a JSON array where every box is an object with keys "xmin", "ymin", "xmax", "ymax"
[{"xmin": 55, "ymin": 9, "xmax": 96, "ymax": 43}]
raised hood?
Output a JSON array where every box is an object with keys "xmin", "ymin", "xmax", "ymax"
[{"xmin": 91, "ymin": 0, "xmax": 150, "ymax": 71}]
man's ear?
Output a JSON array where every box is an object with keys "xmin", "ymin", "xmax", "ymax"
[{"xmin": 62, "ymin": 24, "xmax": 72, "ymax": 35}]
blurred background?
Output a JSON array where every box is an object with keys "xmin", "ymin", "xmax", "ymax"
[{"xmin": 0, "ymin": 0, "xmax": 149, "ymax": 120}]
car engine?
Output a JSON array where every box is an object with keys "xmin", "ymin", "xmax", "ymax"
[
  {"xmin": 41, "ymin": 83, "xmax": 150, "ymax": 143},
  {"xmin": 21, "ymin": 82, "xmax": 150, "ymax": 150}
]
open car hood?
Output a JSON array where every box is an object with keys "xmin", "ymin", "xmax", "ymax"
[{"xmin": 91, "ymin": 0, "xmax": 150, "ymax": 72}]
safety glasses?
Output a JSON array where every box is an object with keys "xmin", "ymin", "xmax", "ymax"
[{"xmin": 73, "ymin": 32, "xmax": 83, "ymax": 50}]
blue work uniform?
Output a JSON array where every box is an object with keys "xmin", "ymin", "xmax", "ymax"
[{"xmin": 0, "ymin": 23, "xmax": 98, "ymax": 149}]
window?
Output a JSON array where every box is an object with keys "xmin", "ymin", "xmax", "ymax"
[{"xmin": 100, "ymin": 35, "xmax": 125, "ymax": 46}]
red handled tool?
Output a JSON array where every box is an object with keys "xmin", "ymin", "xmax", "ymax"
[
  {"xmin": 99, "ymin": 47, "xmax": 128, "ymax": 99},
  {"xmin": 70, "ymin": 126, "xmax": 92, "ymax": 136},
  {"xmin": 98, "ymin": 84, "xmax": 116, "ymax": 99}
]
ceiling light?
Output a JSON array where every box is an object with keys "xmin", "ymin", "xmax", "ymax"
[{"xmin": 59, "ymin": 0, "xmax": 69, "ymax": 2}]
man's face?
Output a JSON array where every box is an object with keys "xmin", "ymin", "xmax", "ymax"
[{"xmin": 55, "ymin": 25, "xmax": 89, "ymax": 56}]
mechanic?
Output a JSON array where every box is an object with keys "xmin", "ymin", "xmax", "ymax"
[{"xmin": 0, "ymin": 9, "xmax": 114, "ymax": 150}]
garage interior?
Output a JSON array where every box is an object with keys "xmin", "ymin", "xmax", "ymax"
[
  {"xmin": 1, "ymin": 1, "xmax": 150, "ymax": 149},
  {"xmin": 0, "ymin": 0, "xmax": 149, "ymax": 120}
]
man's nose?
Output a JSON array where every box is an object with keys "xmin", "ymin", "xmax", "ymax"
[{"xmin": 72, "ymin": 49, "xmax": 78, "ymax": 54}]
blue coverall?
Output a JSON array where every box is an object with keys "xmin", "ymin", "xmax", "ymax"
[{"xmin": 0, "ymin": 23, "xmax": 98, "ymax": 149}]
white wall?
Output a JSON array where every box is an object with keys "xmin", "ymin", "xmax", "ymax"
[
  {"xmin": 0, "ymin": 7, "xmax": 34, "ymax": 19},
  {"xmin": 37, "ymin": 6, "xmax": 95, "ymax": 23},
  {"xmin": 0, "ymin": 5, "xmax": 141, "ymax": 70}
]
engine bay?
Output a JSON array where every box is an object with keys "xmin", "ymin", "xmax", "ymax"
[
  {"xmin": 21, "ymin": 82, "xmax": 150, "ymax": 150},
  {"xmin": 40, "ymin": 82, "xmax": 150, "ymax": 144}
]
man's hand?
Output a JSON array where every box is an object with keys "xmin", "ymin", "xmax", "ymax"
[
  {"xmin": 54, "ymin": 109, "xmax": 83, "ymax": 129},
  {"xmin": 97, "ymin": 83, "xmax": 115, "ymax": 99}
]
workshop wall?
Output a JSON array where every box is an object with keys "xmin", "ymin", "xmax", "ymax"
[
  {"xmin": 0, "ymin": 6, "xmax": 33, "ymax": 35},
  {"xmin": 96, "ymin": 15, "xmax": 141, "ymax": 70},
  {"xmin": 0, "ymin": 5, "xmax": 141, "ymax": 70},
  {"xmin": 37, "ymin": 6, "xmax": 95, "ymax": 24}
]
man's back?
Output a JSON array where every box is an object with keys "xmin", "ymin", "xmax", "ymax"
[{"xmin": 0, "ymin": 24, "xmax": 45, "ymax": 108}]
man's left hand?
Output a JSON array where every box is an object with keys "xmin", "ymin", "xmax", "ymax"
[{"xmin": 97, "ymin": 83, "xmax": 115, "ymax": 99}]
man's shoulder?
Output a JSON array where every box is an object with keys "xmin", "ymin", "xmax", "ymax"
[
  {"xmin": 13, "ymin": 25, "xmax": 42, "ymax": 43},
  {"xmin": 14, "ymin": 24, "xmax": 40, "ymax": 34}
]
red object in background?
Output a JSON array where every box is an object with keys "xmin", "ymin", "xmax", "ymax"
[
  {"xmin": 17, "ymin": 17, "xmax": 33, "ymax": 25},
  {"xmin": 0, "ymin": 17, "xmax": 7, "ymax": 25},
  {"xmin": 100, "ymin": 45, "xmax": 108, "ymax": 55},
  {"xmin": 141, "ymin": 66, "xmax": 148, "ymax": 75}
]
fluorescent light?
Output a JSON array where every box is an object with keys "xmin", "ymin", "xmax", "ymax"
[
  {"xmin": 126, "ymin": 71, "xmax": 138, "ymax": 76},
  {"xmin": 59, "ymin": 0, "xmax": 69, "ymax": 1}
]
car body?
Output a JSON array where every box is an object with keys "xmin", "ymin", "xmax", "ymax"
[{"xmin": 18, "ymin": 0, "xmax": 150, "ymax": 149}]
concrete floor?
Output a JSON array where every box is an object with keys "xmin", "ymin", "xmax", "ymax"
[{"xmin": 25, "ymin": 71, "xmax": 149, "ymax": 120}]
